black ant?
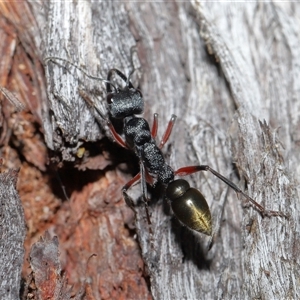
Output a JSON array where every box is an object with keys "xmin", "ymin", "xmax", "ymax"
[{"xmin": 45, "ymin": 57, "xmax": 286, "ymax": 237}]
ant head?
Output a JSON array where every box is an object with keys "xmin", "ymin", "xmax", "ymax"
[
  {"xmin": 106, "ymin": 69, "xmax": 144, "ymax": 119},
  {"xmin": 107, "ymin": 87, "xmax": 144, "ymax": 119}
]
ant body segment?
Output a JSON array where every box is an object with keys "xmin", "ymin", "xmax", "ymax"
[{"xmin": 46, "ymin": 57, "xmax": 285, "ymax": 236}]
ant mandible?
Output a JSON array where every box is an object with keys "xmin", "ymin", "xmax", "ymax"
[{"xmin": 46, "ymin": 57, "xmax": 286, "ymax": 236}]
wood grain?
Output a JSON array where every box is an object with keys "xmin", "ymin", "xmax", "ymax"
[{"xmin": 0, "ymin": 1, "xmax": 299, "ymax": 299}]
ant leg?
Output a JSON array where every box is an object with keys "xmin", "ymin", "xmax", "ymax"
[
  {"xmin": 159, "ymin": 114, "xmax": 177, "ymax": 149},
  {"xmin": 122, "ymin": 173, "xmax": 141, "ymax": 213},
  {"xmin": 151, "ymin": 113, "xmax": 176, "ymax": 146},
  {"xmin": 106, "ymin": 121, "xmax": 128, "ymax": 148},
  {"xmin": 122, "ymin": 165, "xmax": 153, "ymax": 225},
  {"xmin": 0, "ymin": 86, "xmax": 25, "ymax": 112},
  {"xmin": 78, "ymin": 89, "xmax": 128, "ymax": 149},
  {"xmin": 151, "ymin": 113, "xmax": 158, "ymax": 138},
  {"xmin": 139, "ymin": 163, "xmax": 152, "ymax": 227},
  {"xmin": 175, "ymin": 165, "xmax": 286, "ymax": 218}
]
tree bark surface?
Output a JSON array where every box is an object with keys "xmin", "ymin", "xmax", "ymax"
[
  {"xmin": 0, "ymin": 1, "xmax": 299, "ymax": 300},
  {"xmin": 0, "ymin": 169, "xmax": 26, "ymax": 300}
]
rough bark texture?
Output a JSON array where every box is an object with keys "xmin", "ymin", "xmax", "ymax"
[
  {"xmin": 0, "ymin": 169, "xmax": 26, "ymax": 300},
  {"xmin": 0, "ymin": 1, "xmax": 299, "ymax": 300}
]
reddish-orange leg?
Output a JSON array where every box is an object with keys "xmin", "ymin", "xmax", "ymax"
[
  {"xmin": 122, "ymin": 173, "xmax": 141, "ymax": 212},
  {"xmin": 151, "ymin": 113, "xmax": 159, "ymax": 138},
  {"xmin": 106, "ymin": 121, "xmax": 128, "ymax": 148},
  {"xmin": 175, "ymin": 165, "xmax": 286, "ymax": 217},
  {"xmin": 151, "ymin": 113, "xmax": 177, "ymax": 148},
  {"xmin": 79, "ymin": 88, "xmax": 128, "ymax": 149}
]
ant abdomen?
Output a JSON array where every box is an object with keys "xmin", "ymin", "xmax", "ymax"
[{"xmin": 166, "ymin": 179, "xmax": 212, "ymax": 236}]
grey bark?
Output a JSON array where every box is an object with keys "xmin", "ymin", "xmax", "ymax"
[
  {"xmin": 0, "ymin": 170, "xmax": 26, "ymax": 299},
  {"xmin": 27, "ymin": 1, "xmax": 300, "ymax": 299}
]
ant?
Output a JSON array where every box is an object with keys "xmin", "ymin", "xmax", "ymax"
[{"xmin": 45, "ymin": 57, "xmax": 286, "ymax": 237}]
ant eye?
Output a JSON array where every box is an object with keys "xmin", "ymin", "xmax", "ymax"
[{"xmin": 107, "ymin": 93, "xmax": 114, "ymax": 104}]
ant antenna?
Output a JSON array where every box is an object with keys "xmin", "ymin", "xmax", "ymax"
[
  {"xmin": 126, "ymin": 69, "xmax": 135, "ymax": 87},
  {"xmin": 126, "ymin": 46, "xmax": 140, "ymax": 87},
  {"xmin": 44, "ymin": 56, "xmax": 118, "ymax": 92}
]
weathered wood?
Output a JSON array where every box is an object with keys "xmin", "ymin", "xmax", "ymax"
[
  {"xmin": 29, "ymin": 232, "xmax": 75, "ymax": 300},
  {"xmin": 37, "ymin": 1, "xmax": 300, "ymax": 299},
  {"xmin": 0, "ymin": 8, "xmax": 28, "ymax": 299},
  {"xmin": 0, "ymin": 169, "xmax": 26, "ymax": 300},
  {"xmin": 2, "ymin": 1, "xmax": 299, "ymax": 299}
]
